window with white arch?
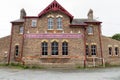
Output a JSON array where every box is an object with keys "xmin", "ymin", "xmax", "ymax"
[
  {"xmin": 48, "ymin": 18, "xmax": 53, "ymax": 29},
  {"xmin": 62, "ymin": 41, "xmax": 68, "ymax": 55},
  {"xmin": 42, "ymin": 41, "xmax": 48, "ymax": 55},
  {"xmin": 115, "ymin": 47, "xmax": 119, "ymax": 55},
  {"xmin": 51, "ymin": 41, "xmax": 58, "ymax": 55},
  {"xmin": 57, "ymin": 17, "xmax": 62, "ymax": 29}
]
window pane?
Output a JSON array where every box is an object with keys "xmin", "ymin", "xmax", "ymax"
[
  {"xmin": 19, "ymin": 26, "xmax": 24, "ymax": 34},
  {"xmin": 57, "ymin": 18, "xmax": 62, "ymax": 29},
  {"xmin": 86, "ymin": 45, "xmax": 89, "ymax": 55},
  {"xmin": 62, "ymin": 42, "xmax": 68, "ymax": 55},
  {"xmin": 115, "ymin": 47, "xmax": 119, "ymax": 55},
  {"xmin": 42, "ymin": 42, "xmax": 48, "ymax": 55},
  {"xmin": 109, "ymin": 47, "xmax": 112, "ymax": 55},
  {"xmin": 15, "ymin": 45, "xmax": 19, "ymax": 56},
  {"xmin": 48, "ymin": 18, "xmax": 53, "ymax": 29},
  {"xmin": 52, "ymin": 41, "xmax": 58, "ymax": 55},
  {"xmin": 91, "ymin": 45, "xmax": 96, "ymax": 55},
  {"xmin": 31, "ymin": 20, "xmax": 37, "ymax": 27},
  {"xmin": 87, "ymin": 26, "xmax": 93, "ymax": 34}
]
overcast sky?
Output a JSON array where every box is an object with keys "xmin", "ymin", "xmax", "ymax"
[{"xmin": 0, "ymin": 0, "xmax": 120, "ymax": 38}]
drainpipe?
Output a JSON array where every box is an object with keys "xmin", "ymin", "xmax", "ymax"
[
  {"xmin": 98, "ymin": 24, "xmax": 103, "ymax": 66},
  {"xmin": 8, "ymin": 23, "xmax": 14, "ymax": 65},
  {"xmin": 21, "ymin": 18, "xmax": 26, "ymax": 64},
  {"xmin": 83, "ymin": 27, "xmax": 87, "ymax": 68}
]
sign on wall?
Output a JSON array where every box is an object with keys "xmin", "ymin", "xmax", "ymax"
[{"xmin": 24, "ymin": 33, "xmax": 84, "ymax": 39}]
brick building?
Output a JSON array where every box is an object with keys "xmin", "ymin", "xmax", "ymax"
[{"xmin": 0, "ymin": 0, "xmax": 120, "ymax": 68}]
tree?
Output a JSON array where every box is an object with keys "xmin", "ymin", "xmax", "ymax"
[{"xmin": 112, "ymin": 34, "xmax": 120, "ymax": 41}]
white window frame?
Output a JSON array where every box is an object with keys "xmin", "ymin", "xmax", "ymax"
[
  {"xmin": 42, "ymin": 41, "xmax": 48, "ymax": 55},
  {"xmin": 62, "ymin": 41, "xmax": 68, "ymax": 55},
  {"xmin": 87, "ymin": 26, "xmax": 93, "ymax": 35},
  {"xmin": 57, "ymin": 17, "xmax": 62, "ymax": 30},
  {"xmin": 48, "ymin": 18, "xmax": 53, "ymax": 30},
  {"xmin": 31, "ymin": 20, "xmax": 37, "ymax": 27},
  {"xmin": 19, "ymin": 26, "xmax": 24, "ymax": 34}
]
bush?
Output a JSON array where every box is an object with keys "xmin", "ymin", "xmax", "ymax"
[{"xmin": 112, "ymin": 33, "xmax": 120, "ymax": 41}]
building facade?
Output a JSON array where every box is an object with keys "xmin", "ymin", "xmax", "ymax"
[{"xmin": 0, "ymin": 0, "xmax": 120, "ymax": 68}]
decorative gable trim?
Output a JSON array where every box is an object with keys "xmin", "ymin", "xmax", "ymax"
[{"xmin": 38, "ymin": 0, "xmax": 73, "ymax": 21}]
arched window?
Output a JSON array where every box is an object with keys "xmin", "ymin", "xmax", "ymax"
[
  {"xmin": 91, "ymin": 45, "xmax": 96, "ymax": 55},
  {"xmin": 87, "ymin": 26, "xmax": 93, "ymax": 34},
  {"xmin": 57, "ymin": 17, "xmax": 62, "ymax": 29},
  {"xmin": 62, "ymin": 41, "xmax": 68, "ymax": 55},
  {"xmin": 52, "ymin": 41, "xmax": 58, "ymax": 55},
  {"xmin": 42, "ymin": 42, "xmax": 48, "ymax": 55},
  {"xmin": 48, "ymin": 18, "xmax": 53, "ymax": 29},
  {"xmin": 86, "ymin": 45, "xmax": 89, "ymax": 55},
  {"xmin": 109, "ymin": 47, "xmax": 112, "ymax": 55},
  {"xmin": 19, "ymin": 26, "xmax": 24, "ymax": 34},
  {"xmin": 15, "ymin": 45, "xmax": 19, "ymax": 56},
  {"xmin": 115, "ymin": 47, "xmax": 119, "ymax": 55}
]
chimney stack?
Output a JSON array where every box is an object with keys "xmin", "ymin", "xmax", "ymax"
[
  {"xmin": 87, "ymin": 9, "xmax": 93, "ymax": 20},
  {"xmin": 20, "ymin": 8, "xmax": 26, "ymax": 19}
]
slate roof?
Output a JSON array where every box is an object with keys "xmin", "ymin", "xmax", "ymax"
[
  {"xmin": 71, "ymin": 19, "xmax": 101, "ymax": 25},
  {"xmin": 11, "ymin": 19, "xmax": 24, "ymax": 23}
]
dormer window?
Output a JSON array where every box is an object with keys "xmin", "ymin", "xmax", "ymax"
[
  {"xmin": 48, "ymin": 18, "xmax": 53, "ymax": 30},
  {"xmin": 19, "ymin": 26, "xmax": 24, "ymax": 34},
  {"xmin": 31, "ymin": 20, "xmax": 37, "ymax": 27},
  {"xmin": 57, "ymin": 17, "xmax": 62, "ymax": 30},
  {"xmin": 87, "ymin": 26, "xmax": 93, "ymax": 35}
]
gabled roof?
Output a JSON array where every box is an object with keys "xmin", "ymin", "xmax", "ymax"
[{"xmin": 38, "ymin": 0, "xmax": 73, "ymax": 21}]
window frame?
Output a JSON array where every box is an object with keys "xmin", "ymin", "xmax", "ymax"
[
  {"xmin": 19, "ymin": 26, "xmax": 24, "ymax": 34},
  {"xmin": 115, "ymin": 47, "xmax": 119, "ymax": 56},
  {"xmin": 108, "ymin": 47, "xmax": 112, "ymax": 56},
  {"xmin": 91, "ymin": 45, "xmax": 97, "ymax": 55},
  {"xmin": 62, "ymin": 41, "xmax": 68, "ymax": 55},
  {"xmin": 42, "ymin": 41, "xmax": 48, "ymax": 55},
  {"xmin": 51, "ymin": 41, "xmax": 58, "ymax": 55},
  {"xmin": 15, "ymin": 45, "xmax": 19, "ymax": 56},
  {"xmin": 48, "ymin": 18, "xmax": 53, "ymax": 30},
  {"xmin": 57, "ymin": 17, "xmax": 62, "ymax": 30},
  {"xmin": 31, "ymin": 20, "xmax": 37, "ymax": 27},
  {"xmin": 86, "ymin": 45, "xmax": 89, "ymax": 55},
  {"xmin": 87, "ymin": 26, "xmax": 93, "ymax": 35}
]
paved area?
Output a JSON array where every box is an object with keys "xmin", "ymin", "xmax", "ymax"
[{"xmin": 0, "ymin": 68, "xmax": 120, "ymax": 80}]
